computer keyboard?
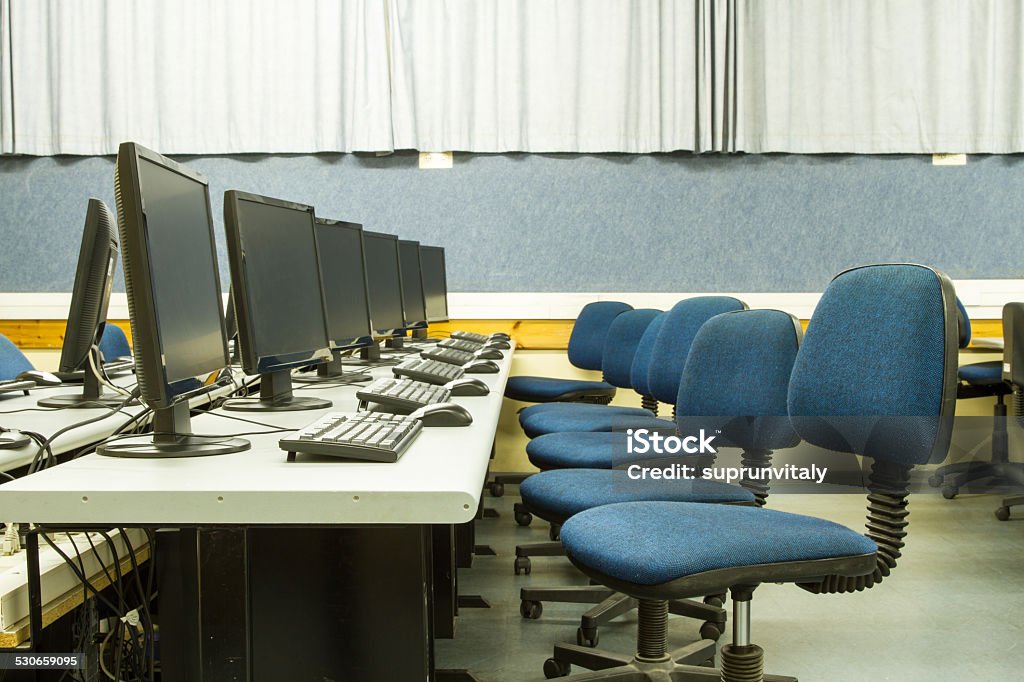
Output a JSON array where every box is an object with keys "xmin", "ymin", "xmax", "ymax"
[
  {"xmin": 421, "ymin": 347, "xmax": 476, "ymax": 366},
  {"xmin": 280, "ymin": 412, "xmax": 423, "ymax": 463},
  {"xmin": 393, "ymin": 358, "xmax": 465, "ymax": 385},
  {"xmin": 0, "ymin": 379, "xmax": 35, "ymax": 394},
  {"xmin": 451, "ymin": 331, "xmax": 490, "ymax": 344},
  {"xmin": 356, "ymin": 377, "xmax": 452, "ymax": 412},
  {"xmin": 439, "ymin": 338, "xmax": 484, "ymax": 352}
]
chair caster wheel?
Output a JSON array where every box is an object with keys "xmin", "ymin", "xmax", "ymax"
[
  {"xmin": 576, "ymin": 626, "xmax": 599, "ymax": 647},
  {"xmin": 514, "ymin": 557, "xmax": 532, "ymax": 575},
  {"xmin": 520, "ymin": 599, "xmax": 543, "ymax": 619},
  {"xmin": 928, "ymin": 473, "xmax": 943, "ymax": 487},
  {"xmin": 699, "ymin": 621, "xmax": 723, "ymax": 641},
  {"xmin": 548, "ymin": 524, "xmax": 561, "ymax": 541},
  {"xmin": 515, "ymin": 511, "xmax": 534, "ymax": 526},
  {"xmin": 942, "ymin": 484, "xmax": 958, "ymax": 500},
  {"xmin": 490, "ymin": 482, "xmax": 505, "ymax": 497},
  {"xmin": 996, "ymin": 506, "xmax": 1011, "ymax": 521},
  {"xmin": 703, "ymin": 594, "xmax": 724, "ymax": 608},
  {"xmin": 543, "ymin": 658, "xmax": 571, "ymax": 678}
]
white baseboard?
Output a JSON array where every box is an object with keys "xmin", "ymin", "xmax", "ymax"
[{"xmin": 0, "ymin": 280, "xmax": 1021, "ymax": 321}]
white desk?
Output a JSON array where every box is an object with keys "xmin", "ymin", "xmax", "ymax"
[
  {"xmin": 0, "ymin": 345, "xmax": 514, "ymax": 682},
  {"xmin": 0, "ymin": 354, "xmax": 510, "ymax": 526}
]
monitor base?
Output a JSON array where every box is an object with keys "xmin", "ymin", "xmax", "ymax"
[
  {"xmin": 98, "ymin": 435, "xmax": 251, "ymax": 458},
  {"xmin": 37, "ymin": 393, "xmax": 135, "ymax": 409},
  {"xmin": 292, "ymin": 372, "xmax": 372, "ymax": 385},
  {"xmin": 0, "ymin": 431, "xmax": 30, "ymax": 449},
  {"xmin": 223, "ymin": 395, "xmax": 332, "ymax": 412}
]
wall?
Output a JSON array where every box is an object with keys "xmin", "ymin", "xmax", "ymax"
[{"xmin": 0, "ymin": 152, "xmax": 1021, "ymax": 295}]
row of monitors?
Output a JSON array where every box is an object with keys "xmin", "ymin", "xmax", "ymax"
[{"xmin": 63, "ymin": 141, "xmax": 452, "ymax": 412}]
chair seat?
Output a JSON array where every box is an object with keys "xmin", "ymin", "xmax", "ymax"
[
  {"xmin": 521, "ymin": 469, "xmax": 754, "ymax": 522},
  {"xmin": 527, "ymin": 430, "xmax": 676, "ymax": 470},
  {"xmin": 560, "ymin": 501, "xmax": 877, "ymax": 587},
  {"xmin": 505, "ymin": 375, "xmax": 616, "ymax": 403},
  {"xmin": 520, "ymin": 403, "xmax": 668, "ymax": 438},
  {"xmin": 958, "ymin": 360, "xmax": 1003, "ymax": 387}
]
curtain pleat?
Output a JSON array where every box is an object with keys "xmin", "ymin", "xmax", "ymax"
[
  {"xmin": 6, "ymin": 0, "xmax": 393, "ymax": 155},
  {"xmin": 0, "ymin": 0, "xmax": 12, "ymax": 154}
]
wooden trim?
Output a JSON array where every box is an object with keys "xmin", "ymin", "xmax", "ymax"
[{"xmin": 0, "ymin": 318, "xmax": 1004, "ymax": 352}]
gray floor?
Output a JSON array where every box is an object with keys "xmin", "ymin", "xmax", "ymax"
[{"xmin": 438, "ymin": 489, "xmax": 1024, "ymax": 681}]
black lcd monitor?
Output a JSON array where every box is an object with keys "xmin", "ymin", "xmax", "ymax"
[
  {"xmin": 362, "ymin": 231, "xmax": 407, "ymax": 353},
  {"xmin": 398, "ymin": 239, "xmax": 428, "ymax": 336},
  {"xmin": 293, "ymin": 218, "xmax": 375, "ymax": 384},
  {"xmin": 98, "ymin": 142, "xmax": 247, "ymax": 458},
  {"xmin": 223, "ymin": 190, "xmax": 333, "ymax": 412},
  {"xmin": 420, "ymin": 245, "xmax": 449, "ymax": 324},
  {"xmin": 39, "ymin": 198, "xmax": 126, "ymax": 409}
]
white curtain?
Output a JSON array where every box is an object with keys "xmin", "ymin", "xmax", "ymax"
[
  {"xmin": 731, "ymin": 0, "xmax": 1024, "ymax": 153},
  {"xmin": 6, "ymin": 0, "xmax": 393, "ymax": 155},
  {"xmin": 0, "ymin": 0, "xmax": 12, "ymax": 153},
  {"xmin": 388, "ymin": 0, "xmax": 704, "ymax": 153}
]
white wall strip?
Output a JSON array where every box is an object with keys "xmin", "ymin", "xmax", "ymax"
[{"xmin": 1, "ymin": 280, "xmax": 1021, "ymax": 321}]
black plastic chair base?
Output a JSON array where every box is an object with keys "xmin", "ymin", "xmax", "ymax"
[
  {"xmin": 929, "ymin": 460, "xmax": 1024, "ymax": 499},
  {"xmin": 489, "ymin": 473, "xmax": 530, "ymax": 497},
  {"xmin": 996, "ymin": 494, "xmax": 1024, "ymax": 520},
  {"xmin": 520, "ymin": 586, "xmax": 726, "ymax": 646}
]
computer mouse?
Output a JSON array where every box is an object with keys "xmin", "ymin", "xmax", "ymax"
[
  {"xmin": 463, "ymin": 360, "xmax": 499, "ymax": 374},
  {"xmin": 474, "ymin": 348, "xmax": 504, "ymax": 360},
  {"xmin": 0, "ymin": 429, "xmax": 30, "ymax": 449},
  {"xmin": 491, "ymin": 333, "xmax": 511, "ymax": 341},
  {"xmin": 410, "ymin": 402, "xmax": 474, "ymax": 427},
  {"xmin": 446, "ymin": 377, "xmax": 490, "ymax": 397},
  {"xmin": 16, "ymin": 370, "xmax": 62, "ymax": 386},
  {"xmin": 485, "ymin": 340, "xmax": 511, "ymax": 350}
]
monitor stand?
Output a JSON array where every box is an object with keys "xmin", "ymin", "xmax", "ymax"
[
  {"xmin": 410, "ymin": 329, "xmax": 428, "ymax": 340},
  {"xmin": 360, "ymin": 344, "xmax": 382, "ymax": 362},
  {"xmin": 38, "ymin": 358, "xmax": 136, "ymax": 409},
  {"xmin": 98, "ymin": 402, "xmax": 250, "ymax": 458},
  {"xmin": 292, "ymin": 351, "xmax": 372, "ymax": 385},
  {"xmin": 223, "ymin": 370, "xmax": 331, "ymax": 412},
  {"xmin": 385, "ymin": 337, "xmax": 405, "ymax": 350},
  {"xmin": 0, "ymin": 429, "xmax": 30, "ymax": 449}
]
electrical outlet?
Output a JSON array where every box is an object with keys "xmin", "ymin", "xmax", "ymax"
[
  {"xmin": 419, "ymin": 152, "xmax": 453, "ymax": 169},
  {"xmin": 932, "ymin": 153, "xmax": 966, "ymax": 166}
]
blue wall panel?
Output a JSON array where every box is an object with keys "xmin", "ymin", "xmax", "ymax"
[{"xmin": 0, "ymin": 151, "xmax": 1020, "ymax": 294}]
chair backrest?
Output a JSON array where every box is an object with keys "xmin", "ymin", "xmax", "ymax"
[
  {"xmin": 99, "ymin": 324, "xmax": 132, "ymax": 361},
  {"xmin": 0, "ymin": 333, "xmax": 33, "ymax": 380},
  {"xmin": 628, "ymin": 312, "xmax": 667, "ymax": 397},
  {"xmin": 646, "ymin": 296, "xmax": 747, "ymax": 403},
  {"xmin": 566, "ymin": 301, "xmax": 633, "ymax": 371},
  {"xmin": 599, "ymin": 309, "xmax": 661, "ymax": 388},
  {"xmin": 955, "ymin": 297, "xmax": 971, "ymax": 349},
  {"xmin": 789, "ymin": 264, "xmax": 958, "ymax": 468},
  {"xmin": 676, "ymin": 309, "xmax": 802, "ymax": 452}
]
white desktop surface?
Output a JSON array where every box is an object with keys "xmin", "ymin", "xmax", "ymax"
[{"xmin": 0, "ymin": 347, "xmax": 511, "ymax": 526}]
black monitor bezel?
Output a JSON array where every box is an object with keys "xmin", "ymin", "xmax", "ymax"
[
  {"xmin": 398, "ymin": 239, "xmax": 428, "ymax": 331},
  {"xmin": 362, "ymin": 230, "xmax": 407, "ymax": 337},
  {"xmin": 419, "ymin": 245, "xmax": 450, "ymax": 324},
  {"xmin": 223, "ymin": 189, "xmax": 333, "ymax": 375},
  {"xmin": 314, "ymin": 217, "xmax": 375, "ymax": 351},
  {"xmin": 114, "ymin": 142, "xmax": 232, "ymax": 409},
  {"xmin": 58, "ymin": 198, "xmax": 119, "ymax": 373}
]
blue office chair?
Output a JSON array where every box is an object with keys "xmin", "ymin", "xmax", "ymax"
[
  {"xmin": 996, "ymin": 302, "xmax": 1024, "ymax": 520},
  {"xmin": 0, "ymin": 333, "xmax": 33, "ymax": 381},
  {"xmin": 928, "ymin": 297, "xmax": 1021, "ymax": 498},
  {"xmin": 505, "ymin": 301, "xmax": 633, "ymax": 404},
  {"xmin": 519, "ymin": 297, "xmax": 747, "ymax": 439},
  {"xmin": 545, "ymin": 263, "xmax": 957, "ymax": 681},
  {"xmin": 98, "ymin": 324, "xmax": 132, "ymax": 362},
  {"xmin": 517, "ymin": 309, "xmax": 801, "ymax": 658}
]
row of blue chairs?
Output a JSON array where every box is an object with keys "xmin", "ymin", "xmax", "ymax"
[{"xmin": 503, "ymin": 263, "xmax": 959, "ymax": 681}]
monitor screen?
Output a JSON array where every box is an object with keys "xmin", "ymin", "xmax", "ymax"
[
  {"xmin": 314, "ymin": 219, "xmax": 374, "ymax": 349},
  {"xmin": 362, "ymin": 231, "xmax": 406, "ymax": 335},
  {"xmin": 420, "ymin": 245, "xmax": 449, "ymax": 323},
  {"xmin": 58, "ymin": 198, "xmax": 119, "ymax": 374},
  {"xmin": 114, "ymin": 143, "xmax": 230, "ymax": 407},
  {"xmin": 398, "ymin": 239, "xmax": 427, "ymax": 330},
  {"xmin": 223, "ymin": 191, "xmax": 332, "ymax": 375}
]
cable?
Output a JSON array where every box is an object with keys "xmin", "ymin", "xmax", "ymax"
[
  {"xmin": 201, "ymin": 410, "xmax": 293, "ymax": 430},
  {"xmin": 29, "ymin": 390, "xmax": 141, "ymax": 471},
  {"xmin": 88, "ymin": 346, "xmax": 134, "ymax": 400}
]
